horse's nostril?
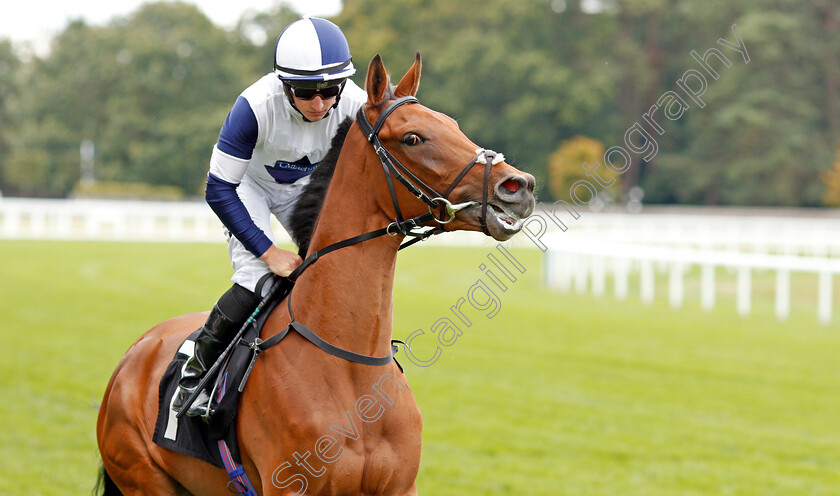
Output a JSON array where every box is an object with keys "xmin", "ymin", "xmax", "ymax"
[{"xmin": 501, "ymin": 178, "xmax": 520, "ymax": 194}]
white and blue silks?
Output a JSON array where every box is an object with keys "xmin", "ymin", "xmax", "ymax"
[{"xmin": 205, "ymin": 74, "xmax": 366, "ymax": 293}]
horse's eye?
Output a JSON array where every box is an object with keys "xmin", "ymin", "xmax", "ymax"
[{"xmin": 402, "ymin": 133, "xmax": 423, "ymax": 146}]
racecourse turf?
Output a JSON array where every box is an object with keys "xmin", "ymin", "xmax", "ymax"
[{"xmin": 0, "ymin": 240, "xmax": 838, "ymax": 495}]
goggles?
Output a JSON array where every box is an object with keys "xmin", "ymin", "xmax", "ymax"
[{"xmin": 285, "ymin": 83, "xmax": 343, "ymax": 100}]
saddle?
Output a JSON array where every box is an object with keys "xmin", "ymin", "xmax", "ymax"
[{"xmin": 152, "ymin": 278, "xmax": 292, "ymax": 467}]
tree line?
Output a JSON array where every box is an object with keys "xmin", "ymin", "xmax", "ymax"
[{"xmin": 0, "ymin": 0, "xmax": 837, "ymax": 207}]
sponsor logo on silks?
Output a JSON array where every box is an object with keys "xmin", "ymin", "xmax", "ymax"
[{"xmin": 264, "ymin": 156, "xmax": 319, "ymax": 184}]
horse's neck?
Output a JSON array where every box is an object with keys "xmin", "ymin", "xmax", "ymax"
[{"xmin": 289, "ymin": 134, "xmax": 401, "ymax": 357}]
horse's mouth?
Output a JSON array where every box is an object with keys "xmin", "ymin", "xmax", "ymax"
[
  {"xmin": 488, "ymin": 204, "xmax": 525, "ymax": 232},
  {"xmin": 478, "ymin": 202, "xmax": 531, "ymax": 240},
  {"xmin": 452, "ymin": 174, "xmax": 535, "ymax": 240}
]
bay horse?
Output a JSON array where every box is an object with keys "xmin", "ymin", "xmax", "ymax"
[{"xmin": 96, "ymin": 53, "xmax": 535, "ymax": 495}]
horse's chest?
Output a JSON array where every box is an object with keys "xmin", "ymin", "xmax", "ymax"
[
  {"xmin": 268, "ymin": 404, "xmax": 421, "ymax": 495},
  {"xmin": 257, "ymin": 370, "xmax": 421, "ymax": 494}
]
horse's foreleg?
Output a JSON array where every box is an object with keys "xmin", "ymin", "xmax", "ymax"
[{"xmin": 99, "ymin": 420, "xmax": 182, "ymax": 496}]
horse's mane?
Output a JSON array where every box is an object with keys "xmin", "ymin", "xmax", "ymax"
[
  {"xmin": 289, "ymin": 86, "xmax": 398, "ymax": 256},
  {"xmin": 287, "ymin": 116, "xmax": 354, "ymax": 256}
]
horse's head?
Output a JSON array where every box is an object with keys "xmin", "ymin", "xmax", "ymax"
[{"xmin": 361, "ymin": 53, "xmax": 536, "ymax": 241}]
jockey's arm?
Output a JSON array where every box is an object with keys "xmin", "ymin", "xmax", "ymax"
[{"xmin": 206, "ymin": 96, "xmax": 301, "ymax": 277}]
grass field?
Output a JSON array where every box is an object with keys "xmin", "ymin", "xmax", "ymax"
[{"xmin": 1, "ymin": 239, "xmax": 838, "ymax": 495}]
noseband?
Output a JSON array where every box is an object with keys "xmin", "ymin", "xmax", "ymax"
[{"xmin": 355, "ymin": 96, "xmax": 504, "ymax": 237}]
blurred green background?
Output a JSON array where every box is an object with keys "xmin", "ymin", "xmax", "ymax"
[
  {"xmin": 1, "ymin": 0, "xmax": 840, "ymax": 206},
  {"xmin": 2, "ymin": 2, "xmax": 840, "ymax": 495}
]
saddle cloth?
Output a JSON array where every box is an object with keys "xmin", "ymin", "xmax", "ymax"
[{"xmin": 152, "ymin": 281, "xmax": 290, "ymax": 468}]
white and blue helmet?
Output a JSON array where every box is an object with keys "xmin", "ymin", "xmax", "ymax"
[{"xmin": 274, "ymin": 17, "xmax": 356, "ymax": 88}]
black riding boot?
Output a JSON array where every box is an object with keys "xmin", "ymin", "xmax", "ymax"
[{"xmin": 172, "ymin": 284, "xmax": 260, "ymax": 417}]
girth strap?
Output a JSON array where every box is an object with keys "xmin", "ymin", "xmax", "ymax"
[
  {"xmin": 237, "ymin": 319, "xmax": 400, "ymax": 392},
  {"xmin": 260, "ymin": 321, "xmax": 398, "ymax": 365}
]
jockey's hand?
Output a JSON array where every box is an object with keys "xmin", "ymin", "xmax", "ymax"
[{"xmin": 259, "ymin": 245, "xmax": 303, "ymax": 277}]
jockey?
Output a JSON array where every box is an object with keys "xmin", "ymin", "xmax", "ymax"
[{"xmin": 173, "ymin": 17, "xmax": 367, "ymax": 417}]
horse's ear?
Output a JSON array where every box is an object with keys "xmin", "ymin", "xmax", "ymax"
[
  {"xmin": 366, "ymin": 54, "xmax": 389, "ymax": 106},
  {"xmin": 395, "ymin": 51, "xmax": 422, "ymax": 98}
]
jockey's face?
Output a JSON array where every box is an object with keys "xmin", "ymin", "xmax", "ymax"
[{"xmin": 292, "ymin": 94, "xmax": 337, "ymax": 122}]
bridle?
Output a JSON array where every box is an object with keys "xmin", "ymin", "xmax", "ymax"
[
  {"xmin": 178, "ymin": 96, "xmax": 507, "ymax": 415},
  {"xmin": 283, "ymin": 95, "xmax": 505, "ymax": 277},
  {"xmin": 355, "ymin": 95, "xmax": 505, "ymax": 238}
]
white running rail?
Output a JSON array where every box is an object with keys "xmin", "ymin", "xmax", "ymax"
[
  {"xmin": 0, "ymin": 197, "xmax": 229, "ymax": 243},
  {"xmin": 544, "ymin": 240, "xmax": 838, "ymax": 324}
]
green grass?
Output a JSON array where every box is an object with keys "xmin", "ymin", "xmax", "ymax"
[{"xmin": 1, "ymin": 240, "xmax": 838, "ymax": 495}]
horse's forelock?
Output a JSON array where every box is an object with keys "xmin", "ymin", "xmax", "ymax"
[
  {"xmin": 378, "ymin": 85, "xmax": 397, "ymax": 110},
  {"xmin": 370, "ymin": 80, "xmax": 397, "ymax": 113}
]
